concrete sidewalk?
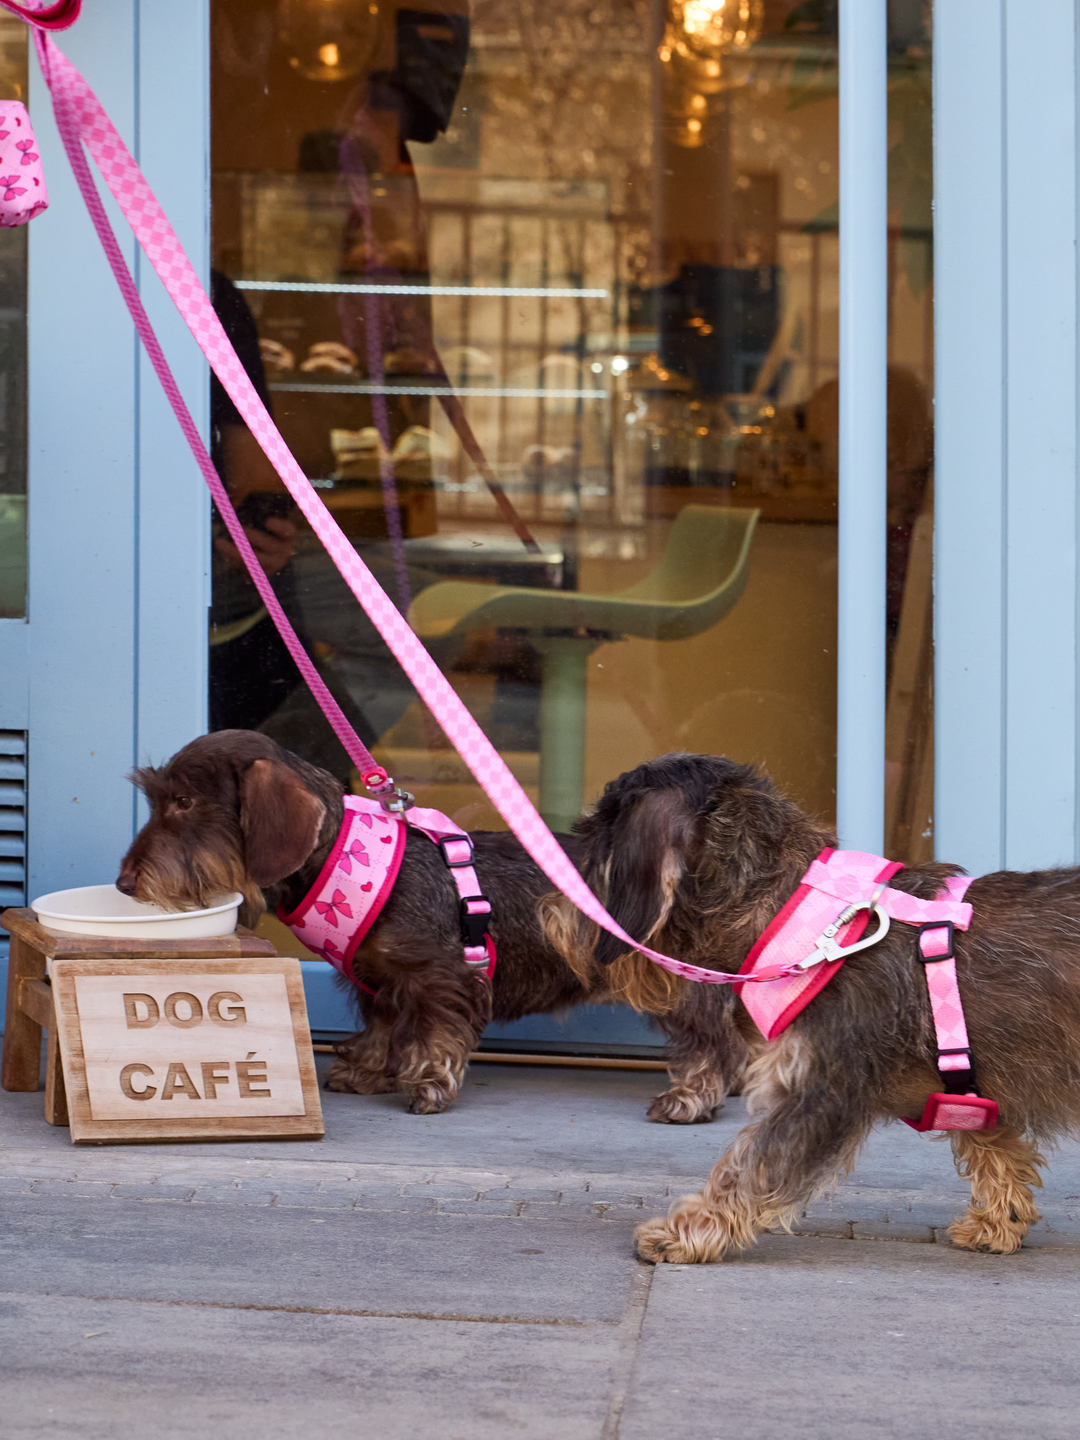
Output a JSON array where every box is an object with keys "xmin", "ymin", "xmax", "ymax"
[{"xmin": 3, "ymin": 1057, "xmax": 1080, "ymax": 1437}]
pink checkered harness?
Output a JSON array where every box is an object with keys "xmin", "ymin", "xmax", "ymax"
[
  {"xmin": 278, "ymin": 796, "xmax": 496, "ymax": 996},
  {"xmin": 737, "ymin": 849, "xmax": 998, "ymax": 1132}
]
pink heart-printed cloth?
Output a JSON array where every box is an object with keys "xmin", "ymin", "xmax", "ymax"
[
  {"xmin": 0, "ymin": 104, "xmax": 46, "ymax": 225},
  {"xmin": 278, "ymin": 795, "xmax": 405, "ymax": 980}
]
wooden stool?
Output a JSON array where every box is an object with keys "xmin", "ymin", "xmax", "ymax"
[{"xmin": 0, "ymin": 908, "xmax": 277, "ymax": 1126}]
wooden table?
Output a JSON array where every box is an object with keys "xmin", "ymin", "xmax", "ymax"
[{"xmin": 0, "ymin": 908, "xmax": 277, "ymax": 1126}]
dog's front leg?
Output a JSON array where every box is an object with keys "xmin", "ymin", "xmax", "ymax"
[
  {"xmin": 390, "ymin": 971, "xmax": 492, "ymax": 1115},
  {"xmin": 947, "ymin": 1127, "xmax": 1045, "ymax": 1255},
  {"xmin": 635, "ymin": 1034, "xmax": 873, "ymax": 1263},
  {"xmin": 325, "ymin": 1014, "xmax": 398, "ymax": 1095}
]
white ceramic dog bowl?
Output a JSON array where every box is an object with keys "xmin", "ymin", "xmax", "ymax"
[{"xmin": 31, "ymin": 885, "xmax": 243, "ymax": 940}]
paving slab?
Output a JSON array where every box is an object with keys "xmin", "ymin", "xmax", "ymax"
[
  {"xmin": 0, "ymin": 1292, "xmax": 621, "ymax": 1440},
  {"xmin": 5, "ymin": 1060, "xmax": 1080, "ymax": 1239},
  {"xmin": 619, "ymin": 1236, "xmax": 1080, "ymax": 1440},
  {"xmin": 0, "ymin": 1191, "xmax": 639, "ymax": 1321}
]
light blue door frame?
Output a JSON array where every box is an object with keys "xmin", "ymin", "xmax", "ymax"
[
  {"xmin": 934, "ymin": 0, "xmax": 1080, "ymax": 876},
  {"xmin": 26, "ymin": 2, "xmax": 210, "ymax": 884},
  {"xmin": 0, "ymin": 2, "xmax": 210, "ymax": 1023}
]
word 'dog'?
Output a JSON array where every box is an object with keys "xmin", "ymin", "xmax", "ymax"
[{"xmin": 124, "ymin": 991, "xmax": 246, "ymax": 1029}]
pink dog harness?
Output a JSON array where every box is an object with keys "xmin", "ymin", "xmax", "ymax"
[
  {"xmin": 278, "ymin": 796, "xmax": 496, "ymax": 995},
  {"xmin": 737, "ymin": 849, "xmax": 998, "ymax": 1132}
]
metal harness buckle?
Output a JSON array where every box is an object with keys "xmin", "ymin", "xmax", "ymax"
[{"xmin": 797, "ymin": 883, "xmax": 891, "ymax": 970}]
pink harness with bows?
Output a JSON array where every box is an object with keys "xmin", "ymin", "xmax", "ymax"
[{"xmin": 278, "ymin": 797, "xmax": 496, "ymax": 995}]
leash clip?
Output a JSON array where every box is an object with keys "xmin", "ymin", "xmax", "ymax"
[
  {"xmin": 798, "ymin": 884, "xmax": 891, "ymax": 970},
  {"xmin": 378, "ymin": 787, "xmax": 415, "ymax": 815},
  {"xmin": 362, "ymin": 766, "xmax": 415, "ymax": 814}
]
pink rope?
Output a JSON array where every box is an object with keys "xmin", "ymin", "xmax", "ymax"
[{"xmin": 31, "ymin": 26, "xmax": 800, "ymax": 988}]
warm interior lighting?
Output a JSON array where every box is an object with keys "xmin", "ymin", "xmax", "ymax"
[
  {"xmin": 668, "ymin": 0, "xmax": 763, "ymax": 61},
  {"xmin": 279, "ymin": 0, "xmax": 381, "ymax": 82}
]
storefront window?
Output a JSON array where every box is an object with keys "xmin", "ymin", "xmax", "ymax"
[
  {"xmin": 0, "ymin": 15, "xmax": 26, "ymax": 622},
  {"xmin": 210, "ymin": 0, "xmax": 931, "ymax": 853}
]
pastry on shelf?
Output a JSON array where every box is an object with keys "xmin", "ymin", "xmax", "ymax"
[
  {"xmin": 300, "ymin": 341, "xmax": 359, "ymax": 374},
  {"xmin": 258, "ymin": 338, "xmax": 295, "ymax": 371}
]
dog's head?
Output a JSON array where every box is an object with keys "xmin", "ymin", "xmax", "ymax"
[
  {"xmin": 116, "ymin": 730, "xmax": 332, "ymax": 926},
  {"xmin": 542, "ymin": 753, "xmax": 832, "ymax": 1012}
]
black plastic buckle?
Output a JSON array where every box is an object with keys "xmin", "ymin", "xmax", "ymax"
[
  {"xmin": 917, "ymin": 920, "xmax": 955, "ymax": 962},
  {"xmin": 936, "ymin": 1046, "xmax": 975, "ymax": 1095},
  {"xmin": 438, "ymin": 834, "xmax": 475, "ymax": 869},
  {"xmin": 459, "ymin": 895, "xmax": 492, "ymax": 947}
]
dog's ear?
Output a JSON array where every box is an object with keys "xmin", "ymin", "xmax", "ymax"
[
  {"xmin": 592, "ymin": 789, "xmax": 697, "ymax": 967},
  {"xmin": 239, "ymin": 758, "xmax": 326, "ymax": 886},
  {"xmin": 705, "ymin": 779, "xmax": 791, "ymax": 896}
]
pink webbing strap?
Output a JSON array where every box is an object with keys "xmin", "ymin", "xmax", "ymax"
[
  {"xmin": 407, "ymin": 807, "xmax": 497, "ymax": 979},
  {"xmin": 902, "ymin": 874, "xmax": 999, "ymax": 1131},
  {"xmin": 916, "ymin": 873, "xmax": 977, "ymax": 1083},
  {"xmin": 31, "ymin": 30, "xmax": 797, "ymax": 993}
]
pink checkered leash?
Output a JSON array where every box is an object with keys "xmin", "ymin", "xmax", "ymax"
[
  {"xmin": 9, "ymin": 17, "xmax": 1000, "ymax": 1130},
  {"xmin": 22, "ymin": 23, "xmax": 814, "ymax": 994}
]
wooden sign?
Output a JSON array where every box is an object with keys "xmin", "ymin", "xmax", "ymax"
[{"xmin": 50, "ymin": 957, "xmax": 324, "ymax": 1144}]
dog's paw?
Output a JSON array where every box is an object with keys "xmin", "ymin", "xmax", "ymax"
[
  {"xmin": 947, "ymin": 1211, "xmax": 1032, "ymax": 1255},
  {"xmin": 325, "ymin": 1058, "xmax": 397, "ymax": 1095},
  {"xmin": 634, "ymin": 1194, "xmax": 732, "ymax": 1264},
  {"xmin": 647, "ymin": 1088, "xmax": 721, "ymax": 1125},
  {"xmin": 634, "ymin": 1215, "xmax": 723, "ymax": 1265},
  {"xmin": 405, "ymin": 1084, "xmax": 454, "ymax": 1115}
]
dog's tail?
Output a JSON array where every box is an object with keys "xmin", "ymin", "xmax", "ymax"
[{"xmin": 541, "ymin": 755, "xmax": 733, "ymax": 1014}]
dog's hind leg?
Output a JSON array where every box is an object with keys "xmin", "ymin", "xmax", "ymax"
[
  {"xmin": 635, "ymin": 1033, "xmax": 872, "ymax": 1263},
  {"xmin": 648, "ymin": 992, "xmax": 749, "ymax": 1125},
  {"xmin": 947, "ymin": 1127, "xmax": 1045, "ymax": 1255},
  {"xmin": 325, "ymin": 1015, "xmax": 398, "ymax": 1095}
]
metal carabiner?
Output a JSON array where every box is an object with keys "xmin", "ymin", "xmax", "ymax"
[
  {"xmin": 378, "ymin": 785, "xmax": 415, "ymax": 815},
  {"xmin": 797, "ymin": 883, "xmax": 891, "ymax": 970}
]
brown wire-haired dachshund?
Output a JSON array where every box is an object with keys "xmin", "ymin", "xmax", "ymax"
[
  {"xmin": 541, "ymin": 750, "xmax": 1080, "ymax": 1260},
  {"xmin": 115, "ymin": 731, "xmax": 747, "ymax": 1117}
]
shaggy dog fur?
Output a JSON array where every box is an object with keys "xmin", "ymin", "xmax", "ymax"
[
  {"xmin": 542, "ymin": 751, "xmax": 1076, "ymax": 1262},
  {"xmin": 116, "ymin": 731, "xmax": 747, "ymax": 1117}
]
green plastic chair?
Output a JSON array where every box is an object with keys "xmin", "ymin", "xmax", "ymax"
[{"xmin": 409, "ymin": 504, "xmax": 760, "ymax": 829}]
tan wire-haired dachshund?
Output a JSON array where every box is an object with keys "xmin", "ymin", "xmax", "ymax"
[{"xmin": 542, "ymin": 751, "xmax": 1070, "ymax": 1261}]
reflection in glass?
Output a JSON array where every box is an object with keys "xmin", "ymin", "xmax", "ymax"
[{"xmin": 210, "ymin": 0, "xmax": 932, "ymax": 856}]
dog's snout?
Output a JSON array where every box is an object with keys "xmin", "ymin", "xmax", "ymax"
[{"xmin": 115, "ymin": 870, "xmax": 139, "ymax": 897}]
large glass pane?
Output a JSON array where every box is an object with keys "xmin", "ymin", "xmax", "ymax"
[
  {"xmin": 0, "ymin": 16, "xmax": 27, "ymax": 622},
  {"xmin": 209, "ymin": 0, "xmax": 930, "ymax": 858}
]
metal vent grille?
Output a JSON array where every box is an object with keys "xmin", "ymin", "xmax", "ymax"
[{"xmin": 0, "ymin": 730, "xmax": 26, "ymax": 910}]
